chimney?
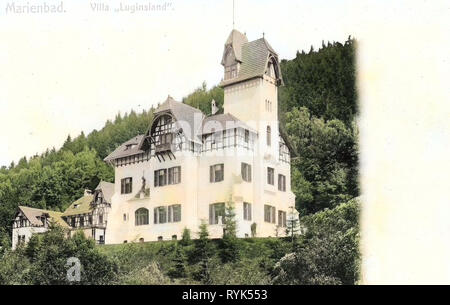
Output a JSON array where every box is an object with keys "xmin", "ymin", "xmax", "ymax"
[{"xmin": 211, "ymin": 99, "xmax": 218, "ymax": 115}]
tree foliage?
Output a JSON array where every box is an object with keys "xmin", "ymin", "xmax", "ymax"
[
  {"xmin": 273, "ymin": 197, "xmax": 360, "ymax": 285},
  {"xmin": 0, "ymin": 225, "xmax": 118, "ymax": 285},
  {"xmin": 182, "ymin": 82, "xmax": 224, "ymax": 115}
]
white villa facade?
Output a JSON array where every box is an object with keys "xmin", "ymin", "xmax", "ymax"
[
  {"xmin": 104, "ymin": 30, "xmax": 298, "ymax": 243},
  {"xmin": 12, "ymin": 29, "xmax": 299, "ymax": 247}
]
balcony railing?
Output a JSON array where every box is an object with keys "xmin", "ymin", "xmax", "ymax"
[{"xmin": 155, "ymin": 143, "xmax": 172, "ymax": 153}]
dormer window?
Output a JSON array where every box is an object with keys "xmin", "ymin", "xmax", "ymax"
[
  {"xmin": 125, "ymin": 144, "xmax": 137, "ymax": 150},
  {"xmin": 225, "ymin": 63, "xmax": 238, "ymax": 80},
  {"xmin": 96, "ymin": 192, "xmax": 103, "ymax": 204}
]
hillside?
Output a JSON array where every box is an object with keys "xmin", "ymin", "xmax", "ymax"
[
  {"xmin": 0, "ymin": 37, "xmax": 358, "ymax": 240},
  {"xmin": 0, "ymin": 197, "xmax": 360, "ymax": 284}
]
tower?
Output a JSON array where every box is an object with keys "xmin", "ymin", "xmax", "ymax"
[{"xmin": 220, "ymin": 29, "xmax": 284, "ymax": 154}]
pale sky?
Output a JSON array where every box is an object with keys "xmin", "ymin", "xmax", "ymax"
[
  {"xmin": 1, "ymin": 0, "xmax": 450, "ymax": 283},
  {"xmin": 1, "ymin": 0, "xmax": 446, "ymax": 167},
  {"xmin": 0, "ymin": 0, "xmax": 367, "ymax": 166}
]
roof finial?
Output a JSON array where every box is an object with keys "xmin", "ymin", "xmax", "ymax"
[{"xmin": 263, "ymin": 32, "xmax": 265, "ymax": 38}]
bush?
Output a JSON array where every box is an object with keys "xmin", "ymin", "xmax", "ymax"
[
  {"xmin": 0, "ymin": 225, "xmax": 118, "ymax": 285},
  {"xmin": 272, "ymin": 198, "xmax": 360, "ymax": 285}
]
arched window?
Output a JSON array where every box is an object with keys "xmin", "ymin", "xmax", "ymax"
[
  {"xmin": 267, "ymin": 126, "xmax": 271, "ymax": 146},
  {"xmin": 135, "ymin": 208, "xmax": 149, "ymax": 226},
  {"xmin": 96, "ymin": 192, "xmax": 103, "ymax": 204},
  {"xmin": 267, "ymin": 62, "xmax": 275, "ymax": 78},
  {"xmin": 151, "ymin": 114, "xmax": 174, "ymax": 147}
]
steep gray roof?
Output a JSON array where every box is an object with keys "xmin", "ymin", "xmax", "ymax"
[
  {"xmin": 154, "ymin": 96, "xmax": 205, "ymax": 143},
  {"xmin": 220, "ymin": 37, "xmax": 282, "ymax": 87},
  {"xmin": 201, "ymin": 113, "xmax": 256, "ymax": 134},
  {"xmin": 95, "ymin": 181, "xmax": 114, "ymax": 203},
  {"xmin": 104, "ymin": 135, "xmax": 144, "ymax": 162},
  {"xmin": 222, "ymin": 29, "xmax": 248, "ymax": 64}
]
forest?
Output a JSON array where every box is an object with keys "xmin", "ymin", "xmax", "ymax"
[{"xmin": 0, "ymin": 37, "xmax": 359, "ymax": 284}]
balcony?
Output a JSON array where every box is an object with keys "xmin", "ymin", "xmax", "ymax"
[{"xmin": 155, "ymin": 143, "xmax": 172, "ymax": 153}]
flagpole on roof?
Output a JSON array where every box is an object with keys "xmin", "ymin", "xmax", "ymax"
[{"xmin": 233, "ymin": 0, "xmax": 235, "ymax": 29}]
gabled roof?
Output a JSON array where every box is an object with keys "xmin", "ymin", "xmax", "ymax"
[
  {"xmin": 62, "ymin": 194, "xmax": 94, "ymax": 217},
  {"xmin": 220, "ymin": 36, "xmax": 283, "ymax": 87},
  {"xmin": 222, "ymin": 29, "xmax": 248, "ymax": 64},
  {"xmin": 18, "ymin": 206, "xmax": 69, "ymax": 228},
  {"xmin": 201, "ymin": 113, "xmax": 256, "ymax": 134},
  {"xmin": 154, "ymin": 96, "xmax": 205, "ymax": 143},
  {"xmin": 104, "ymin": 135, "xmax": 144, "ymax": 162},
  {"xmin": 96, "ymin": 181, "xmax": 115, "ymax": 203}
]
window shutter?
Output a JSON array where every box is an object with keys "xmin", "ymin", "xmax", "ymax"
[
  {"xmin": 209, "ymin": 204, "xmax": 213, "ymax": 224},
  {"xmin": 249, "ymin": 203, "xmax": 252, "ymax": 221},
  {"xmin": 154, "ymin": 171, "xmax": 158, "ymax": 187},
  {"xmin": 241, "ymin": 163, "xmax": 245, "ymax": 179},
  {"xmin": 249, "ymin": 165, "xmax": 252, "ymax": 182},
  {"xmin": 154, "ymin": 208, "xmax": 157, "ymax": 224},
  {"xmin": 210, "ymin": 166, "xmax": 213, "ymax": 183}
]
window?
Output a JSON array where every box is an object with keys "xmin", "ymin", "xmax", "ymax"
[
  {"xmin": 168, "ymin": 166, "xmax": 181, "ymax": 185},
  {"xmin": 99, "ymin": 212, "xmax": 103, "ymax": 224},
  {"xmin": 139, "ymin": 238, "xmax": 144, "ymax": 243},
  {"xmin": 244, "ymin": 130, "xmax": 249, "ymax": 143},
  {"xmin": 267, "ymin": 167, "xmax": 275, "ymax": 185},
  {"xmin": 264, "ymin": 205, "xmax": 276, "ymax": 223},
  {"xmin": 121, "ymin": 177, "xmax": 133, "ymax": 194},
  {"xmin": 154, "ymin": 206, "xmax": 167, "ymax": 224},
  {"xmin": 79, "ymin": 216, "xmax": 85, "ymax": 227},
  {"xmin": 241, "ymin": 163, "xmax": 252, "ymax": 182},
  {"xmin": 209, "ymin": 203, "xmax": 225, "ymax": 225},
  {"xmin": 243, "ymin": 202, "xmax": 252, "ymax": 221},
  {"xmin": 71, "ymin": 217, "xmax": 76, "ymax": 227},
  {"xmin": 160, "ymin": 133, "xmax": 172, "ymax": 145},
  {"xmin": 123, "ymin": 213, "xmax": 127, "ymax": 221},
  {"xmin": 154, "ymin": 169, "xmax": 167, "ymax": 187},
  {"xmin": 278, "ymin": 174, "xmax": 286, "ymax": 192},
  {"xmin": 231, "ymin": 65, "xmax": 237, "ymax": 78},
  {"xmin": 210, "ymin": 164, "xmax": 224, "ymax": 183},
  {"xmin": 172, "ymin": 235, "xmax": 177, "ymax": 240},
  {"xmin": 88, "ymin": 215, "xmax": 93, "ymax": 225},
  {"xmin": 265, "ymin": 100, "xmax": 272, "ymax": 112},
  {"xmin": 278, "ymin": 211, "xmax": 287, "ymax": 227},
  {"xmin": 267, "ymin": 62, "xmax": 275, "ymax": 77},
  {"xmin": 96, "ymin": 192, "xmax": 103, "ymax": 204},
  {"xmin": 135, "ymin": 208, "xmax": 149, "ymax": 226},
  {"xmin": 267, "ymin": 126, "xmax": 271, "ymax": 146},
  {"xmin": 158, "ymin": 236, "xmax": 163, "ymax": 241},
  {"xmin": 168, "ymin": 204, "xmax": 181, "ymax": 223}
]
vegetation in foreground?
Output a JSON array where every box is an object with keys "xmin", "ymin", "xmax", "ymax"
[
  {"xmin": 0, "ymin": 197, "xmax": 359, "ymax": 285},
  {"xmin": 0, "ymin": 37, "xmax": 359, "ymax": 284}
]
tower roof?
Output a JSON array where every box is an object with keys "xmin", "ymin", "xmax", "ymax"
[
  {"xmin": 222, "ymin": 29, "xmax": 248, "ymax": 64},
  {"xmin": 220, "ymin": 36, "xmax": 283, "ymax": 87}
]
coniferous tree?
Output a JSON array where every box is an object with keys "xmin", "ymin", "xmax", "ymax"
[
  {"xmin": 220, "ymin": 201, "xmax": 240, "ymax": 263},
  {"xmin": 168, "ymin": 245, "xmax": 187, "ymax": 278},
  {"xmin": 193, "ymin": 222, "xmax": 212, "ymax": 284}
]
